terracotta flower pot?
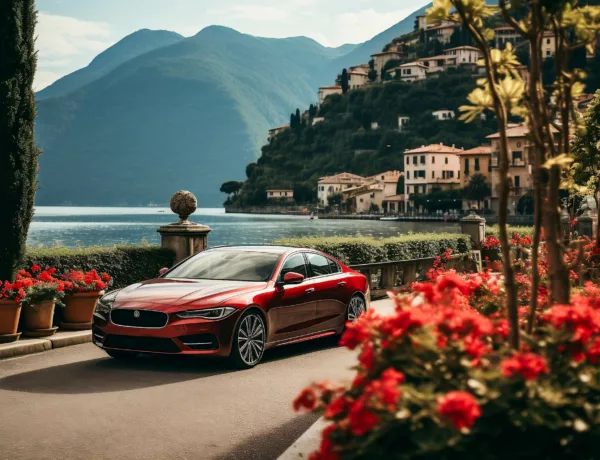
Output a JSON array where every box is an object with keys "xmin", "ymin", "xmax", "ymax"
[
  {"xmin": 62, "ymin": 291, "xmax": 103, "ymax": 329},
  {"xmin": 0, "ymin": 299, "xmax": 22, "ymax": 342},
  {"xmin": 23, "ymin": 300, "xmax": 56, "ymax": 332}
]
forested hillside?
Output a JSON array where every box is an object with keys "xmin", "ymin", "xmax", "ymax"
[{"xmin": 231, "ymin": 68, "xmax": 498, "ymax": 207}]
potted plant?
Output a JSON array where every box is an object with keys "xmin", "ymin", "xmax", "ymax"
[
  {"xmin": 61, "ymin": 269, "xmax": 111, "ymax": 330},
  {"xmin": 0, "ymin": 276, "xmax": 30, "ymax": 343},
  {"xmin": 481, "ymin": 234, "xmax": 501, "ymax": 263},
  {"xmin": 21, "ymin": 267, "xmax": 64, "ymax": 337}
]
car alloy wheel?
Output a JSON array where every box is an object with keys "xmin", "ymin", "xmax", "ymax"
[
  {"xmin": 234, "ymin": 312, "xmax": 266, "ymax": 368},
  {"xmin": 347, "ymin": 295, "xmax": 366, "ymax": 323}
]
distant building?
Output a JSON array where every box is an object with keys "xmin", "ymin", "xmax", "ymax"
[
  {"xmin": 343, "ymin": 170, "xmax": 402, "ymax": 213},
  {"xmin": 495, "ymin": 26, "xmax": 522, "ymax": 49},
  {"xmin": 426, "ymin": 22, "xmax": 460, "ymax": 44},
  {"xmin": 371, "ymin": 121, "xmax": 379, "ymax": 130},
  {"xmin": 318, "ymin": 86, "xmax": 342, "ymax": 104},
  {"xmin": 398, "ymin": 116, "xmax": 410, "ymax": 131},
  {"xmin": 392, "ymin": 62, "xmax": 428, "ymax": 82},
  {"xmin": 266, "ymin": 190, "xmax": 294, "ymax": 201},
  {"xmin": 348, "ymin": 67, "xmax": 369, "ymax": 89},
  {"xmin": 312, "ymin": 116, "xmax": 325, "ymax": 125},
  {"xmin": 433, "ymin": 110, "xmax": 455, "ymax": 120},
  {"xmin": 370, "ymin": 51, "xmax": 404, "ymax": 81},
  {"xmin": 403, "ymin": 143, "xmax": 463, "ymax": 212},
  {"xmin": 267, "ymin": 125, "xmax": 289, "ymax": 142},
  {"xmin": 417, "ymin": 55, "xmax": 455, "ymax": 73},
  {"xmin": 542, "ymin": 31, "xmax": 557, "ymax": 59},
  {"xmin": 367, "ymin": 170, "xmax": 402, "ymax": 197},
  {"xmin": 317, "ymin": 172, "xmax": 367, "ymax": 206},
  {"xmin": 415, "ymin": 14, "xmax": 427, "ymax": 31},
  {"xmin": 384, "ymin": 195, "xmax": 406, "ymax": 214},
  {"xmin": 443, "ymin": 46, "xmax": 482, "ymax": 65},
  {"xmin": 458, "ymin": 146, "xmax": 492, "ymax": 210}
]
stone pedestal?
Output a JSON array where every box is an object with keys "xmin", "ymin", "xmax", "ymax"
[
  {"xmin": 158, "ymin": 190, "xmax": 212, "ymax": 264},
  {"xmin": 560, "ymin": 208, "xmax": 570, "ymax": 241},
  {"xmin": 460, "ymin": 210, "xmax": 486, "ymax": 249},
  {"xmin": 158, "ymin": 223, "xmax": 211, "ymax": 264}
]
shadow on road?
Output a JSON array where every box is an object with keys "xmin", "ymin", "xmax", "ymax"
[
  {"xmin": 263, "ymin": 335, "xmax": 340, "ymax": 363},
  {"xmin": 0, "ymin": 355, "xmax": 235, "ymax": 394},
  {"xmin": 214, "ymin": 412, "xmax": 320, "ymax": 460}
]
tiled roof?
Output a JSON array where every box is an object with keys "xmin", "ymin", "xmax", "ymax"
[
  {"xmin": 267, "ymin": 189, "xmax": 293, "ymax": 192},
  {"xmin": 444, "ymin": 46, "xmax": 481, "ymax": 52},
  {"xmin": 427, "ymin": 23, "xmax": 459, "ymax": 31},
  {"xmin": 417, "ymin": 55, "xmax": 454, "ymax": 61},
  {"xmin": 319, "ymin": 85, "xmax": 342, "ymax": 90},
  {"xmin": 384, "ymin": 194, "xmax": 405, "ymax": 201},
  {"xmin": 486, "ymin": 123, "xmax": 559, "ymax": 139},
  {"xmin": 405, "ymin": 143, "xmax": 464, "ymax": 154},
  {"xmin": 318, "ymin": 172, "xmax": 366, "ymax": 184},
  {"xmin": 495, "ymin": 26, "xmax": 518, "ymax": 31},
  {"xmin": 398, "ymin": 62, "xmax": 428, "ymax": 68},
  {"xmin": 459, "ymin": 146, "xmax": 492, "ymax": 155}
]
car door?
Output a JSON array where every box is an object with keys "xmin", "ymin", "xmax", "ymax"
[
  {"xmin": 267, "ymin": 253, "xmax": 318, "ymax": 343},
  {"xmin": 305, "ymin": 252, "xmax": 351, "ymax": 330}
]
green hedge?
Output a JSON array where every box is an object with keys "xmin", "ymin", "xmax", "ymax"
[
  {"xmin": 24, "ymin": 245, "xmax": 176, "ymax": 290},
  {"xmin": 274, "ymin": 233, "xmax": 472, "ymax": 265},
  {"xmin": 486, "ymin": 225, "xmax": 535, "ymax": 238}
]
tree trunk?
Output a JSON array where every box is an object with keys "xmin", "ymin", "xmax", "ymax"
[{"xmin": 0, "ymin": 0, "xmax": 40, "ymax": 282}]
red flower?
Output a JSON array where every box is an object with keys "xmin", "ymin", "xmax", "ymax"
[
  {"xmin": 348, "ymin": 400, "xmax": 379, "ymax": 436},
  {"xmin": 362, "ymin": 367, "xmax": 405, "ymax": 411},
  {"xmin": 293, "ymin": 388, "xmax": 318, "ymax": 412},
  {"xmin": 339, "ymin": 312, "xmax": 379, "ymax": 350},
  {"xmin": 501, "ymin": 352, "xmax": 549, "ymax": 381},
  {"xmin": 325, "ymin": 395, "xmax": 350, "ymax": 419},
  {"xmin": 37, "ymin": 271, "xmax": 53, "ymax": 282},
  {"xmin": 358, "ymin": 342, "xmax": 374, "ymax": 369},
  {"xmin": 587, "ymin": 337, "xmax": 600, "ymax": 364},
  {"xmin": 31, "ymin": 264, "xmax": 41, "ymax": 272},
  {"xmin": 310, "ymin": 424, "xmax": 340, "ymax": 460},
  {"xmin": 101, "ymin": 272, "xmax": 111, "ymax": 282},
  {"xmin": 437, "ymin": 391, "xmax": 481, "ymax": 430}
]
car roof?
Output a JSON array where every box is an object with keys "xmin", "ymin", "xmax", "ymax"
[{"xmin": 205, "ymin": 245, "xmax": 308, "ymax": 255}]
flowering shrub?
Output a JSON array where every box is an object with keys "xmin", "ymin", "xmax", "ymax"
[
  {"xmin": 19, "ymin": 266, "xmax": 65, "ymax": 306},
  {"xmin": 61, "ymin": 269, "xmax": 111, "ymax": 294},
  {"xmin": 481, "ymin": 235, "xmax": 501, "ymax": 250},
  {"xmin": 295, "ymin": 270, "xmax": 600, "ymax": 460}
]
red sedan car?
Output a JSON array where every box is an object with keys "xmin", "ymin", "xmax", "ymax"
[{"xmin": 92, "ymin": 246, "xmax": 369, "ymax": 368}]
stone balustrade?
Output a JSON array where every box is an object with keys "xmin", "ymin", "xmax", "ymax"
[{"xmin": 350, "ymin": 252, "xmax": 481, "ymax": 299}]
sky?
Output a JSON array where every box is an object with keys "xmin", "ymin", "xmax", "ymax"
[{"xmin": 35, "ymin": 0, "xmax": 430, "ymax": 91}]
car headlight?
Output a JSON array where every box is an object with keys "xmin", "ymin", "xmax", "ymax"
[
  {"xmin": 95, "ymin": 290, "xmax": 120, "ymax": 318},
  {"xmin": 176, "ymin": 307, "xmax": 237, "ymax": 320}
]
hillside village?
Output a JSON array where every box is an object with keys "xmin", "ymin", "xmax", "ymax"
[{"xmin": 226, "ymin": 13, "xmax": 600, "ymax": 217}]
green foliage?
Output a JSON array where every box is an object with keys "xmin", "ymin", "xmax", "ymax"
[
  {"xmin": 24, "ymin": 246, "xmax": 176, "ymax": 290},
  {"xmin": 234, "ymin": 70, "xmax": 498, "ymax": 206},
  {"xmin": 413, "ymin": 189, "xmax": 463, "ymax": 212},
  {"xmin": 517, "ymin": 190, "xmax": 535, "ymax": 214},
  {"xmin": 463, "ymin": 173, "xmax": 492, "ymax": 207},
  {"xmin": 0, "ymin": 0, "xmax": 40, "ymax": 282},
  {"xmin": 486, "ymin": 225, "xmax": 534, "ymax": 238},
  {"xmin": 341, "ymin": 68, "xmax": 349, "ymax": 94},
  {"xmin": 273, "ymin": 233, "xmax": 472, "ymax": 265},
  {"xmin": 220, "ymin": 181, "xmax": 243, "ymax": 196},
  {"xmin": 570, "ymin": 91, "xmax": 600, "ymax": 201}
]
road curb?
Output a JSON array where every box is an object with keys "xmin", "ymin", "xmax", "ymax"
[
  {"xmin": 0, "ymin": 331, "xmax": 92, "ymax": 360},
  {"xmin": 278, "ymin": 417, "xmax": 327, "ymax": 459}
]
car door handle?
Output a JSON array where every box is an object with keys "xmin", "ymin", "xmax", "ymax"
[{"xmin": 305, "ymin": 288, "xmax": 315, "ymax": 294}]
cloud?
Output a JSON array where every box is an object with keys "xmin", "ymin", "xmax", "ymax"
[
  {"xmin": 35, "ymin": 12, "xmax": 115, "ymax": 90},
  {"xmin": 331, "ymin": 7, "xmax": 418, "ymax": 45}
]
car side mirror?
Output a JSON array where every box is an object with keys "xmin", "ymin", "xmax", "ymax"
[
  {"xmin": 282, "ymin": 272, "xmax": 304, "ymax": 285},
  {"xmin": 159, "ymin": 267, "xmax": 169, "ymax": 276}
]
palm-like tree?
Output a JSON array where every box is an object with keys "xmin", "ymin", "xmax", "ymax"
[{"xmin": 462, "ymin": 174, "xmax": 491, "ymax": 210}]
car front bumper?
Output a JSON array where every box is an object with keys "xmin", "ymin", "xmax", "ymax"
[{"xmin": 92, "ymin": 309, "xmax": 242, "ymax": 357}]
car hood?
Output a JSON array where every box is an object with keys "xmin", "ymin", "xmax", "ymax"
[{"xmin": 113, "ymin": 278, "xmax": 268, "ymax": 310}]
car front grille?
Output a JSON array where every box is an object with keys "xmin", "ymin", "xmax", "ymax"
[
  {"xmin": 103, "ymin": 334, "xmax": 181, "ymax": 353},
  {"xmin": 110, "ymin": 309, "xmax": 168, "ymax": 328}
]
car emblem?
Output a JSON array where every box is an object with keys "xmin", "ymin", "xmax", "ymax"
[{"xmin": 133, "ymin": 310, "xmax": 141, "ymax": 318}]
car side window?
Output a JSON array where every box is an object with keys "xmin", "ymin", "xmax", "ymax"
[
  {"xmin": 306, "ymin": 253, "xmax": 332, "ymax": 277},
  {"xmin": 279, "ymin": 254, "xmax": 307, "ymax": 280},
  {"xmin": 328, "ymin": 258, "xmax": 341, "ymax": 274}
]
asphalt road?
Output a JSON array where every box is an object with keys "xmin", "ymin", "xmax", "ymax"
[{"xmin": 0, "ymin": 299, "xmax": 394, "ymax": 460}]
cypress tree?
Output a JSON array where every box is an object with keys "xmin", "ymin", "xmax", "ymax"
[
  {"xmin": 0, "ymin": 0, "xmax": 40, "ymax": 281},
  {"xmin": 341, "ymin": 68, "xmax": 349, "ymax": 94}
]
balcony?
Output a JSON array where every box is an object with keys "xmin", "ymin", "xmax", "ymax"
[{"xmin": 511, "ymin": 159, "xmax": 526, "ymax": 167}]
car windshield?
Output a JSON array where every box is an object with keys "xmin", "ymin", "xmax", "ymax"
[{"xmin": 164, "ymin": 249, "xmax": 281, "ymax": 282}]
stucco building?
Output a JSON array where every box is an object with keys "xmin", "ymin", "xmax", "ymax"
[
  {"xmin": 458, "ymin": 146, "xmax": 492, "ymax": 210},
  {"xmin": 392, "ymin": 62, "xmax": 428, "ymax": 82},
  {"xmin": 267, "ymin": 125, "xmax": 289, "ymax": 142},
  {"xmin": 370, "ymin": 51, "xmax": 404, "ymax": 81},
  {"xmin": 403, "ymin": 143, "xmax": 463, "ymax": 211},
  {"xmin": 318, "ymin": 86, "xmax": 342, "ymax": 104},
  {"xmin": 317, "ymin": 172, "xmax": 367, "ymax": 206},
  {"xmin": 266, "ymin": 190, "xmax": 294, "ymax": 201}
]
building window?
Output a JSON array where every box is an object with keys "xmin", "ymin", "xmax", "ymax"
[
  {"xmin": 413, "ymin": 156, "xmax": 417, "ymax": 165},
  {"xmin": 517, "ymin": 142, "xmax": 522, "ymax": 148},
  {"xmin": 420, "ymin": 155, "xmax": 426, "ymax": 164},
  {"xmin": 515, "ymin": 175, "xmax": 521, "ymax": 188},
  {"xmin": 547, "ymin": 38, "xmax": 551, "ymax": 44},
  {"xmin": 465, "ymin": 158, "xmax": 470, "ymax": 174},
  {"xmin": 432, "ymin": 156, "xmax": 436, "ymax": 164},
  {"xmin": 474, "ymin": 157, "xmax": 480, "ymax": 171},
  {"xmin": 269, "ymin": 192, "xmax": 273, "ymax": 196},
  {"xmin": 445, "ymin": 157, "xmax": 448, "ymax": 164},
  {"xmin": 406, "ymin": 156, "xmax": 410, "ymax": 165},
  {"xmin": 407, "ymin": 171, "xmax": 410, "ymax": 179},
  {"xmin": 421, "ymin": 185, "xmax": 426, "ymax": 193},
  {"xmin": 513, "ymin": 151, "xmax": 523, "ymax": 164},
  {"xmin": 432, "ymin": 171, "xmax": 435, "ymax": 179}
]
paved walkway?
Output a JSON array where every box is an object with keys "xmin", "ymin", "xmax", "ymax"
[{"xmin": 0, "ymin": 299, "xmax": 395, "ymax": 460}]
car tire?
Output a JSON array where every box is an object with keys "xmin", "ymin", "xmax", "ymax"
[
  {"xmin": 346, "ymin": 294, "xmax": 366, "ymax": 323},
  {"xmin": 229, "ymin": 310, "xmax": 266, "ymax": 369},
  {"xmin": 105, "ymin": 350, "xmax": 137, "ymax": 359}
]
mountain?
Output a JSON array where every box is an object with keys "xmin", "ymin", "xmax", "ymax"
[
  {"xmin": 37, "ymin": 29, "xmax": 184, "ymax": 100},
  {"xmin": 35, "ymin": 26, "xmax": 354, "ymax": 206},
  {"xmin": 34, "ymin": 7, "xmax": 429, "ymax": 206}
]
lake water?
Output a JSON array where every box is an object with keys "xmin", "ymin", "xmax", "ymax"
[{"xmin": 28, "ymin": 207, "xmax": 461, "ymax": 248}]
